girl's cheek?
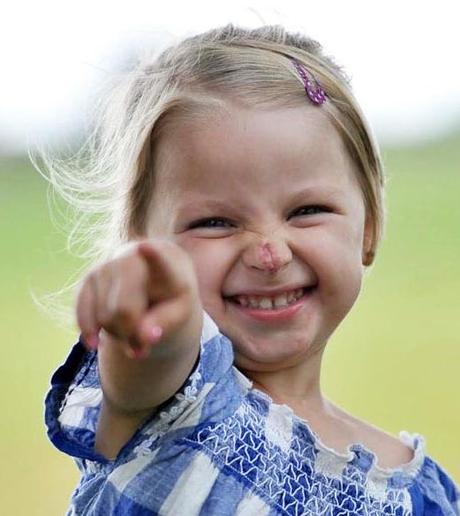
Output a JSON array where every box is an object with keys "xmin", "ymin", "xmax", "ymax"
[
  {"xmin": 174, "ymin": 237, "xmax": 207, "ymax": 268},
  {"xmin": 179, "ymin": 240, "xmax": 224, "ymax": 281}
]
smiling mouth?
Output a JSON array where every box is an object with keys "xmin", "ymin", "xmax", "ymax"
[{"xmin": 225, "ymin": 286, "xmax": 316, "ymax": 311}]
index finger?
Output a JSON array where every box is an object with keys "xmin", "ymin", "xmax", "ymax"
[{"xmin": 136, "ymin": 240, "xmax": 194, "ymax": 300}]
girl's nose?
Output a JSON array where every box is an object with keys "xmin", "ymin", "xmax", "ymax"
[{"xmin": 242, "ymin": 237, "xmax": 293, "ymax": 274}]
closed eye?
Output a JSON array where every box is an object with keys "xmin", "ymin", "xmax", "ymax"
[
  {"xmin": 188, "ymin": 217, "xmax": 234, "ymax": 229},
  {"xmin": 289, "ymin": 205, "xmax": 331, "ymax": 218}
]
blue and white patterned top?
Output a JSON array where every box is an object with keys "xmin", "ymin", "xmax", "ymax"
[{"xmin": 45, "ymin": 313, "xmax": 460, "ymax": 515}]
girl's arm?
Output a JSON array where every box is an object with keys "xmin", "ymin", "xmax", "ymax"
[{"xmin": 76, "ymin": 240, "xmax": 203, "ymax": 459}]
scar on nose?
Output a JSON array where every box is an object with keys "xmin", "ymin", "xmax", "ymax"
[{"xmin": 259, "ymin": 243, "xmax": 279, "ymax": 272}]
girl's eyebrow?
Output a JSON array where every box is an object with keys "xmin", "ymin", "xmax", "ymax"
[
  {"xmin": 175, "ymin": 199, "xmax": 244, "ymax": 220},
  {"xmin": 176, "ymin": 185, "xmax": 344, "ymax": 218},
  {"xmin": 291, "ymin": 185, "xmax": 345, "ymax": 201}
]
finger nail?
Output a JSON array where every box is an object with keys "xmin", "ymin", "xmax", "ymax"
[
  {"xmin": 132, "ymin": 347, "xmax": 147, "ymax": 359},
  {"xmin": 150, "ymin": 326, "xmax": 163, "ymax": 343},
  {"xmin": 85, "ymin": 333, "xmax": 99, "ymax": 350}
]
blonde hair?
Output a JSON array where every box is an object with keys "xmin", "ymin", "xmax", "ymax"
[{"xmin": 32, "ymin": 24, "xmax": 386, "ymax": 324}]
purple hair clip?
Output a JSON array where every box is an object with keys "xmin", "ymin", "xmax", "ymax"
[{"xmin": 291, "ymin": 58, "xmax": 326, "ymax": 106}]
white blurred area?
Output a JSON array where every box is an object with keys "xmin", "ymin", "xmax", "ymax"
[{"xmin": 1, "ymin": 0, "xmax": 460, "ymax": 154}]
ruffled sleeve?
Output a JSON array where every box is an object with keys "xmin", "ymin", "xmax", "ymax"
[
  {"xmin": 44, "ymin": 311, "xmax": 237, "ymax": 467},
  {"xmin": 409, "ymin": 456, "xmax": 460, "ymax": 515}
]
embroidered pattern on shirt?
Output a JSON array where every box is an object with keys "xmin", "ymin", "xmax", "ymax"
[
  {"xmin": 184, "ymin": 396, "xmax": 414, "ymax": 516},
  {"xmin": 134, "ymin": 369, "xmax": 203, "ymax": 457}
]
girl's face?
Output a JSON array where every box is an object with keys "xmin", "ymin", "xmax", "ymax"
[{"xmin": 148, "ymin": 104, "xmax": 371, "ymax": 374}]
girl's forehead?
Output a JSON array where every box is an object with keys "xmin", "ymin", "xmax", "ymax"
[{"xmin": 154, "ymin": 105, "xmax": 357, "ymax": 195}]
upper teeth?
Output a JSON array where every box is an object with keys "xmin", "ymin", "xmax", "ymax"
[{"xmin": 234, "ymin": 288, "xmax": 305, "ymax": 310}]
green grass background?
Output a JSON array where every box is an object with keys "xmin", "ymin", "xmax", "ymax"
[{"xmin": 1, "ymin": 133, "xmax": 459, "ymax": 514}]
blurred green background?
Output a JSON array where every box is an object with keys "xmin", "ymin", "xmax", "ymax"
[{"xmin": 1, "ymin": 133, "xmax": 459, "ymax": 514}]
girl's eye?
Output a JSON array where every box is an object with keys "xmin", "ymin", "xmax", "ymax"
[
  {"xmin": 290, "ymin": 205, "xmax": 329, "ymax": 218},
  {"xmin": 188, "ymin": 217, "xmax": 234, "ymax": 229}
]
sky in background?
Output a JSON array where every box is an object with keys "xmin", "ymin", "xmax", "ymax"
[{"xmin": 1, "ymin": 0, "xmax": 460, "ymax": 153}]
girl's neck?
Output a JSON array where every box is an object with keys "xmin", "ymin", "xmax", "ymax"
[{"xmin": 239, "ymin": 347, "xmax": 327, "ymax": 418}]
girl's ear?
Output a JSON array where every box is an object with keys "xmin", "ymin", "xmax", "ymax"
[{"xmin": 362, "ymin": 215, "xmax": 374, "ymax": 266}]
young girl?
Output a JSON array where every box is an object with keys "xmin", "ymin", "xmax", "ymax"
[{"xmin": 44, "ymin": 24, "xmax": 459, "ymax": 515}]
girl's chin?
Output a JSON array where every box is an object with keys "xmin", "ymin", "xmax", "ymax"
[{"xmin": 229, "ymin": 333, "xmax": 314, "ymax": 369}]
